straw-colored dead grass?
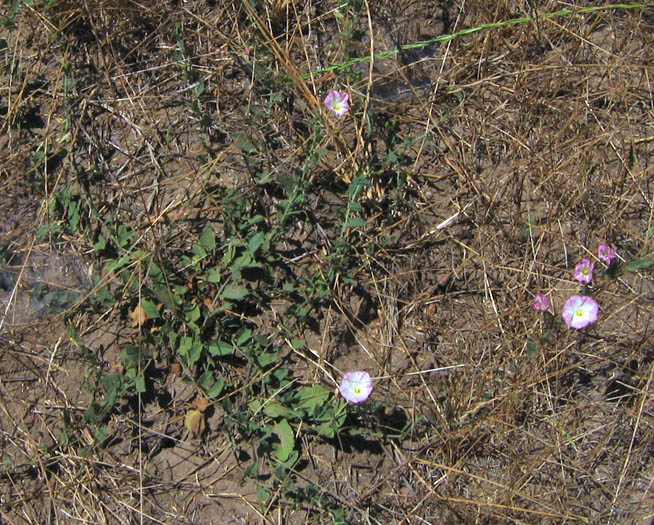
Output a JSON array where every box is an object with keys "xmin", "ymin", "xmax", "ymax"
[{"xmin": 1, "ymin": 0, "xmax": 652, "ymax": 523}]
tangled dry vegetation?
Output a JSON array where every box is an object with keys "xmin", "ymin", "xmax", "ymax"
[{"xmin": 1, "ymin": 0, "xmax": 653, "ymax": 523}]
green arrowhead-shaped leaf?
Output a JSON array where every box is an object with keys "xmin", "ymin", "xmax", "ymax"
[
  {"xmin": 106, "ymin": 256, "xmax": 130, "ymax": 271},
  {"xmin": 273, "ymin": 419, "xmax": 294, "ymax": 462},
  {"xmin": 626, "ymin": 257, "xmax": 654, "ymax": 271},
  {"xmin": 206, "ymin": 379, "xmax": 225, "ymax": 399},
  {"xmin": 317, "ymin": 421, "xmax": 335, "ymax": 439},
  {"xmin": 204, "ymin": 267, "xmax": 221, "ymax": 283},
  {"xmin": 140, "ymin": 298, "xmax": 160, "ymax": 319},
  {"xmin": 93, "ymin": 234, "xmax": 107, "ymax": 252},
  {"xmin": 222, "ymin": 283, "xmax": 248, "ymax": 300},
  {"xmin": 263, "ymin": 402, "xmax": 291, "ymax": 418},
  {"xmin": 248, "ymin": 232, "xmax": 265, "ymax": 256},
  {"xmin": 208, "ymin": 341, "xmax": 233, "ymax": 356},
  {"xmin": 248, "ymin": 399, "xmax": 262, "ymax": 414},
  {"xmin": 234, "ymin": 133, "xmax": 258, "ymax": 153},
  {"xmin": 294, "ymin": 385, "xmax": 330, "ymax": 413},
  {"xmin": 154, "ymin": 286, "xmax": 178, "ymax": 310},
  {"xmin": 200, "ymin": 226, "xmax": 216, "ymax": 251},
  {"xmin": 346, "ymin": 216, "xmax": 367, "ymax": 228}
]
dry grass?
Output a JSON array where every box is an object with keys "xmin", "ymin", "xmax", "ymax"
[{"xmin": 1, "ymin": 0, "xmax": 653, "ymax": 523}]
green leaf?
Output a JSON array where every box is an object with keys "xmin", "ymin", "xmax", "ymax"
[
  {"xmin": 222, "ymin": 283, "xmax": 248, "ymax": 300},
  {"xmin": 248, "ymin": 231, "xmax": 265, "ymax": 256},
  {"xmin": 277, "ymin": 173, "xmax": 298, "ymax": 196},
  {"xmin": 205, "ymin": 267, "xmax": 221, "ymax": 283},
  {"xmin": 256, "ymin": 170, "xmax": 274, "ymax": 184},
  {"xmin": 200, "ymin": 226, "xmax": 216, "ymax": 251},
  {"xmin": 256, "ymin": 486, "xmax": 271, "ymax": 509},
  {"xmin": 192, "ymin": 242, "xmax": 207, "ymax": 258},
  {"xmin": 347, "ymin": 174, "xmax": 371, "ymax": 195},
  {"xmin": 121, "ymin": 344, "xmax": 142, "ymax": 369},
  {"xmin": 626, "ymin": 257, "xmax": 654, "ymax": 271},
  {"xmin": 234, "ymin": 133, "xmax": 258, "ymax": 154},
  {"xmin": 317, "ymin": 421, "xmax": 335, "ymax": 438},
  {"xmin": 294, "ymin": 385, "xmax": 330, "ymax": 413},
  {"xmin": 85, "ymin": 403, "xmax": 102, "ymax": 424},
  {"xmin": 37, "ymin": 222, "xmax": 61, "ymax": 238},
  {"xmin": 348, "ymin": 201, "xmax": 364, "ymax": 214},
  {"xmin": 277, "ymin": 449, "xmax": 299, "ymax": 467},
  {"xmin": 236, "ymin": 328, "xmax": 252, "ymax": 346},
  {"xmin": 197, "ymin": 370, "xmax": 214, "ymax": 390},
  {"xmin": 116, "ymin": 225, "xmax": 133, "ymax": 248},
  {"xmin": 100, "ymin": 374, "xmax": 122, "ymax": 407},
  {"xmin": 173, "ymin": 284, "xmax": 188, "ymax": 296},
  {"xmin": 206, "ymin": 379, "xmax": 225, "ymax": 399},
  {"xmin": 134, "ymin": 375, "xmax": 146, "ymax": 393},
  {"xmin": 388, "ymin": 150, "xmax": 399, "ymax": 163},
  {"xmin": 248, "ymin": 399, "xmax": 262, "ymax": 414},
  {"xmin": 208, "ymin": 341, "xmax": 233, "ymax": 356},
  {"xmin": 154, "ymin": 286, "xmax": 178, "ymax": 310},
  {"xmin": 232, "ymin": 253, "xmax": 255, "ymax": 272},
  {"xmin": 185, "ymin": 304, "xmax": 201, "ymax": 323},
  {"xmin": 106, "ymin": 256, "xmax": 130, "ymax": 271},
  {"xmin": 140, "ymin": 298, "xmax": 160, "ymax": 319},
  {"xmin": 93, "ymin": 234, "xmax": 107, "ymax": 252},
  {"xmin": 272, "ymin": 368, "xmax": 289, "ymax": 382},
  {"xmin": 179, "ymin": 336, "xmax": 203, "ymax": 365},
  {"xmin": 263, "ymin": 402, "xmax": 291, "ymax": 418},
  {"xmin": 67, "ymin": 201, "xmax": 80, "ymax": 231},
  {"xmin": 273, "ymin": 419, "xmax": 294, "ymax": 462},
  {"xmin": 93, "ymin": 284, "xmax": 111, "ymax": 306},
  {"xmin": 269, "ymin": 91, "xmax": 283, "ymax": 104},
  {"xmin": 245, "ymin": 463, "xmax": 259, "ymax": 478},
  {"xmin": 526, "ymin": 338, "xmax": 539, "ymax": 359},
  {"xmin": 93, "ymin": 425, "xmax": 109, "ymax": 445},
  {"xmin": 148, "ymin": 262, "xmax": 162, "ymax": 281},
  {"xmin": 188, "ymin": 342, "xmax": 203, "ymax": 364},
  {"xmin": 256, "ymin": 352, "xmax": 278, "ymax": 367},
  {"xmin": 345, "ymin": 216, "xmax": 366, "ymax": 228}
]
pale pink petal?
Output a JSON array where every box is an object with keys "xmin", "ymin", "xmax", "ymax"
[
  {"xmin": 533, "ymin": 294, "xmax": 551, "ymax": 312},
  {"xmin": 323, "ymin": 90, "xmax": 350, "ymax": 117},
  {"xmin": 339, "ymin": 371, "xmax": 373, "ymax": 404},
  {"xmin": 573, "ymin": 258, "xmax": 595, "ymax": 284},
  {"xmin": 562, "ymin": 295, "xmax": 599, "ymax": 329},
  {"xmin": 598, "ymin": 244, "xmax": 617, "ymax": 264}
]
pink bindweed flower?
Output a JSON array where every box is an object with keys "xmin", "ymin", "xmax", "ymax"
[
  {"xmin": 323, "ymin": 90, "xmax": 350, "ymax": 117},
  {"xmin": 533, "ymin": 294, "xmax": 551, "ymax": 312},
  {"xmin": 562, "ymin": 295, "xmax": 599, "ymax": 329},
  {"xmin": 339, "ymin": 371, "xmax": 373, "ymax": 404},
  {"xmin": 573, "ymin": 258, "xmax": 595, "ymax": 284},
  {"xmin": 598, "ymin": 244, "xmax": 617, "ymax": 265}
]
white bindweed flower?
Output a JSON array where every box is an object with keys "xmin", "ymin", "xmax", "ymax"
[
  {"xmin": 562, "ymin": 295, "xmax": 599, "ymax": 329},
  {"xmin": 323, "ymin": 90, "xmax": 350, "ymax": 117},
  {"xmin": 573, "ymin": 258, "xmax": 595, "ymax": 284},
  {"xmin": 339, "ymin": 371, "xmax": 373, "ymax": 404}
]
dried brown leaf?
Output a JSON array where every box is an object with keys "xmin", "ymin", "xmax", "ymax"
[
  {"xmin": 129, "ymin": 305, "xmax": 147, "ymax": 327},
  {"xmin": 192, "ymin": 397, "xmax": 211, "ymax": 413}
]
